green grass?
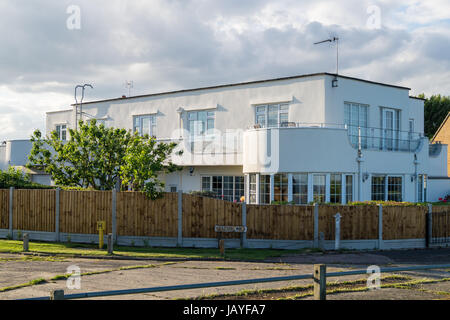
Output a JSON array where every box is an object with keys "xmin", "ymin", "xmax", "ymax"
[{"xmin": 0, "ymin": 240, "xmax": 294, "ymax": 261}]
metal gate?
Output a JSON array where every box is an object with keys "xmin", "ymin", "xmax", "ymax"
[{"xmin": 431, "ymin": 210, "xmax": 450, "ymax": 245}]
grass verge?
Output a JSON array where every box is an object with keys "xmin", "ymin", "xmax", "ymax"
[{"xmin": 0, "ymin": 240, "xmax": 298, "ymax": 261}]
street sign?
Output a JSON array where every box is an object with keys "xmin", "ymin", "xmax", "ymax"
[{"xmin": 214, "ymin": 225, "xmax": 247, "ymax": 233}]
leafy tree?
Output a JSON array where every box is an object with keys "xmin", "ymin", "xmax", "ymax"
[
  {"xmin": 27, "ymin": 120, "xmax": 179, "ymax": 198},
  {"xmin": 421, "ymin": 94, "xmax": 450, "ymax": 139}
]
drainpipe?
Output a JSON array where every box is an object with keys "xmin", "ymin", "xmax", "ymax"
[
  {"xmin": 414, "ymin": 154, "xmax": 418, "ymax": 202},
  {"xmin": 357, "ymin": 126, "xmax": 363, "ymax": 201}
]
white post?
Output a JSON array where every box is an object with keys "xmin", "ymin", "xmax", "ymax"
[
  {"xmin": 313, "ymin": 203, "xmax": 319, "ymax": 248},
  {"xmin": 112, "ymin": 189, "xmax": 117, "ymax": 244},
  {"xmin": 334, "ymin": 213, "xmax": 341, "ymax": 250},
  {"xmin": 378, "ymin": 204, "xmax": 383, "ymax": 249}
]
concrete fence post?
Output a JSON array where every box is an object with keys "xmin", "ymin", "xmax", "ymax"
[
  {"xmin": 177, "ymin": 190, "xmax": 183, "ymax": 247},
  {"xmin": 55, "ymin": 188, "xmax": 60, "ymax": 242},
  {"xmin": 107, "ymin": 234, "xmax": 113, "ymax": 254},
  {"xmin": 23, "ymin": 233, "xmax": 29, "ymax": 252},
  {"xmin": 378, "ymin": 204, "xmax": 383, "ymax": 250},
  {"xmin": 50, "ymin": 289, "xmax": 65, "ymax": 300},
  {"xmin": 334, "ymin": 213, "xmax": 341, "ymax": 250},
  {"xmin": 314, "ymin": 264, "xmax": 327, "ymax": 300},
  {"xmin": 241, "ymin": 201, "xmax": 247, "ymax": 248},
  {"xmin": 112, "ymin": 189, "xmax": 117, "ymax": 245},
  {"xmin": 313, "ymin": 203, "xmax": 319, "ymax": 248},
  {"xmin": 426, "ymin": 204, "xmax": 433, "ymax": 248},
  {"xmin": 9, "ymin": 187, "xmax": 13, "ymax": 239}
]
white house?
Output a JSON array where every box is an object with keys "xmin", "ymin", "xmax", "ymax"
[{"xmin": 43, "ymin": 72, "xmax": 448, "ymax": 203}]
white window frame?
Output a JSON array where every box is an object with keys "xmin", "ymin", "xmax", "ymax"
[
  {"xmin": 371, "ymin": 174, "xmax": 403, "ymax": 201},
  {"xmin": 201, "ymin": 175, "xmax": 245, "ymax": 202},
  {"xmin": 254, "ymin": 103, "xmax": 289, "ymax": 128},
  {"xmin": 55, "ymin": 124, "xmax": 67, "ymax": 141},
  {"xmin": 187, "ymin": 110, "xmax": 215, "ymax": 136},
  {"xmin": 133, "ymin": 114, "xmax": 157, "ymax": 137}
]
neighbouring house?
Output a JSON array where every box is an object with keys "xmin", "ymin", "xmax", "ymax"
[
  {"xmin": 42, "ymin": 72, "xmax": 449, "ymax": 203},
  {"xmin": 429, "ymin": 111, "xmax": 450, "ymax": 197}
]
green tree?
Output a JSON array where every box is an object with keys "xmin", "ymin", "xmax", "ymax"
[
  {"xmin": 421, "ymin": 94, "xmax": 450, "ymax": 139},
  {"xmin": 0, "ymin": 167, "xmax": 52, "ymax": 189},
  {"xmin": 27, "ymin": 120, "xmax": 179, "ymax": 197}
]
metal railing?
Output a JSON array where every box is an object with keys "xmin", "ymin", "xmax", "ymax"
[{"xmin": 21, "ymin": 263, "xmax": 450, "ymax": 300}]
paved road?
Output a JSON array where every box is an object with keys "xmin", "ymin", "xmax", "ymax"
[{"xmin": 0, "ymin": 248, "xmax": 449, "ymax": 300}]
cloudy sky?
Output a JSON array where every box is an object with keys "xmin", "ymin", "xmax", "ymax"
[{"xmin": 1, "ymin": 0, "xmax": 449, "ymax": 141}]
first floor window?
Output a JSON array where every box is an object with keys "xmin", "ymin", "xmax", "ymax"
[
  {"xmin": 255, "ymin": 103, "xmax": 289, "ymax": 128},
  {"xmin": 134, "ymin": 115, "xmax": 156, "ymax": 137},
  {"xmin": 313, "ymin": 174, "xmax": 326, "ymax": 203},
  {"xmin": 292, "ymin": 174, "xmax": 308, "ymax": 204},
  {"xmin": 56, "ymin": 124, "xmax": 67, "ymax": 141},
  {"xmin": 330, "ymin": 174, "xmax": 342, "ymax": 204}
]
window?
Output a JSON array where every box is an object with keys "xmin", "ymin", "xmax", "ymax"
[
  {"xmin": 418, "ymin": 174, "xmax": 424, "ymax": 202},
  {"xmin": 345, "ymin": 175, "xmax": 353, "ymax": 204},
  {"xmin": 330, "ymin": 174, "xmax": 342, "ymax": 204},
  {"xmin": 292, "ymin": 174, "xmax": 308, "ymax": 204},
  {"xmin": 234, "ymin": 177, "xmax": 245, "ymax": 202},
  {"xmin": 388, "ymin": 177, "xmax": 402, "ymax": 202},
  {"xmin": 212, "ymin": 176, "xmax": 223, "ymax": 199},
  {"xmin": 249, "ymin": 174, "xmax": 257, "ymax": 204},
  {"xmin": 313, "ymin": 174, "xmax": 326, "ymax": 203},
  {"xmin": 170, "ymin": 186, "xmax": 177, "ymax": 193},
  {"xmin": 254, "ymin": 103, "xmax": 289, "ymax": 128},
  {"xmin": 371, "ymin": 176, "xmax": 403, "ymax": 201},
  {"xmin": 344, "ymin": 102, "xmax": 368, "ymax": 148},
  {"xmin": 371, "ymin": 176, "xmax": 386, "ymax": 201},
  {"xmin": 202, "ymin": 176, "xmax": 245, "ymax": 202},
  {"xmin": 223, "ymin": 176, "xmax": 234, "ymax": 201},
  {"xmin": 274, "ymin": 174, "xmax": 288, "ymax": 202},
  {"xmin": 133, "ymin": 115, "xmax": 156, "ymax": 137},
  {"xmin": 259, "ymin": 175, "xmax": 271, "ymax": 204},
  {"xmin": 188, "ymin": 110, "xmax": 215, "ymax": 135},
  {"xmin": 56, "ymin": 124, "xmax": 67, "ymax": 141}
]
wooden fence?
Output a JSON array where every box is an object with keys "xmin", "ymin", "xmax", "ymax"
[{"xmin": 0, "ymin": 189, "xmax": 446, "ymax": 243}]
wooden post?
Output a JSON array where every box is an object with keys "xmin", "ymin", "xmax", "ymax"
[
  {"xmin": 426, "ymin": 204, "xmax": 432, "ymax": 248},
  {"xmin": 9, "ymin": 187, "xmax": 13, "ymax": 239},
  {"xmin": 23, "ymin": 233, "xmax": 29, "ymax": 252},
  {"xmin": 50, "ymin": 289, "xmax": 65, "ymax": 300},
  {"xmin": 177, "ymin": 190, "xmax": 183, "ymax": 247},
  {"xmin": 219, "ymin": 239, "xmax": 225, "ymax": 257},
  {"xmin": 313, "ymin": 203, "xmax": 319, "ymax": 248},
  {"xmin": 378, "ymin": 204, "xmax": 383, "ymax": 250},
  {"xmin": 241, "ymin": 202, "xmax": 247, "ymax": 248},
  {"xmin": 112, "ymin": 189, "xmax": 117, "ymax": 245},
  {"xmin": 107, "ymin": 234, "xmax": 113, "ymax": 254},
  {"xmin": 55, "ymin": 188, "xmax": 60, "ymax": 242},
  {"xmin": 314, "ymin": 264, "xmax": 327, "ymax": 300}
]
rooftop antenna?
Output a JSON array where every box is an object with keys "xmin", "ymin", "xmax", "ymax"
[
  {"xmin": 314, "ymin": 35, "xmax": 339, "ymax": 87},
  {"xmin": 124, "ymin": 80, "xmax": 134, "ymax": 97},
  {"xmin": 74, "ymin": 84, "xmax": 94, "ymax": 130}
]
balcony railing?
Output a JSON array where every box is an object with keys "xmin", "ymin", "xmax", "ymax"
[{"xmin": 248, "ymin": 122, "xmax": 424, "ymax": 153}]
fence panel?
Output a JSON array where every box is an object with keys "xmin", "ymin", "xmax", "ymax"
[
  {"xmin": 0, "ymin": 189, "xmax": 9, "ymax": 230},
  {"xmin": 383, "ymin": 206, "xmax": 427, "ymax": 240},
  {"xmin": 117, "ymin": 192, "xmax": 178, "ymax": 237},
  {"xmin": 319, "ymin": 205, "xmax": 379, "ymax": 240},
  {"xmin": 182, "ymin": 195, "xmax": 242, "ymax": 239},
  {"xmin": 60, "ymin": 190, "xmax": 112, "ymax": 235},
  {"xmin": 13, "ymin": 189, "xmax": 56, "ymax": 232},
  {"xmin": 246, "ymin": 205, "xmax": 314, "ymax": 240}
]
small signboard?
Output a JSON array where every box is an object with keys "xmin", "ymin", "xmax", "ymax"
[
  {"xmin": 97, "ymin": 221, "xmax": 106, "ymax": 231},
  {"xmin": 214, "ymin": 225, "xmax": 247, "ymax": 233}
]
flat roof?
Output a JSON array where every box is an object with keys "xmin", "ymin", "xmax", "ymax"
[{"xmin": 72, "ymin": 72, "xmax": 412, "ymax": 106}]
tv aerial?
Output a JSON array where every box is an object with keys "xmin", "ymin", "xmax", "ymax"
[
  {"xmin": 314, "ymin": 34, "xmax": 340, "ymax": 86},
  {"xmin": 124, "ymin": 80, "xmax": 134, "ymax": 97}
]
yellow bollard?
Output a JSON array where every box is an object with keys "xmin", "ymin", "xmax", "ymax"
[{"xmin": 97, "ymin": 221, "xmax": 106, "ymax": 249}]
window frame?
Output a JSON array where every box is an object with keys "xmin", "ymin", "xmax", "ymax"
[
  {"xmin": 254, "ymin": 103, "xmax": 289, "ymax": 128},
  {"xmin": 55, "ymin": 124, "xmax": 67, "ymax": 141},
  {"xmin": 133, "ymin": 114, "xmax": 157, "ymax": 137}
]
